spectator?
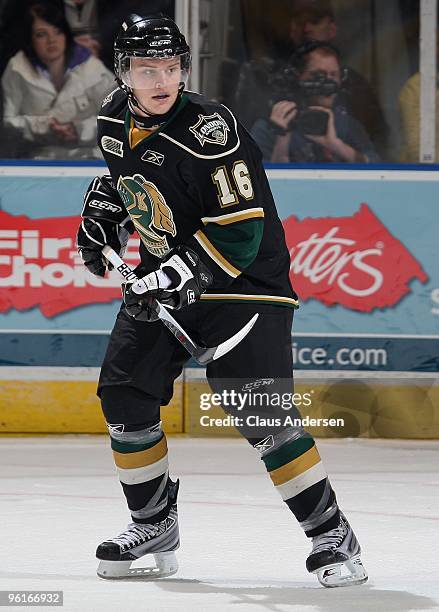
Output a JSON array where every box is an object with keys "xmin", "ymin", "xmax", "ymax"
[
  {"xmin": 299, "ymin": 0, "xmax": 389, "ymax": 157},
  {"xmin": 232, "ymin": 0, "xmax": 388, "ymax": 157},
  {"xmin": 62, "ymin": 0, "xmax": 101, "ymax": 57},
  {"xmin": 61, "ymin": 1, "xmax": 175, "ymax": 67},
  {"xmin": 0, "ymin": 1, "xmax": 174, "ymax": 73},
  {"xmin": 251, "ymin": 42, "xmax": 379, "ymax": 164},
  {"xmin": 1, "ymin": 1, "xmax": 114, "ymax": 159}
]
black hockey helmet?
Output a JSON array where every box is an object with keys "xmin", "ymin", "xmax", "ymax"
[
  {"xmin": 114, "ymin": 14, "xmax": 191, "ymax": 95},
  {"xmin": 115, "ymin": 14, "xmax": 190, "ymax": 59}
]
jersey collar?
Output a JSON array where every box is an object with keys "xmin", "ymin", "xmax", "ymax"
[{"xmin": 125, "ymin": 94, "xmax": 189, "ymax": 149}]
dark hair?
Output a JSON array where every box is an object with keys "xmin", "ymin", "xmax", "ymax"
[
  {"xmin": 290, "ymin": 40, "xmax": 341, "ymax": 75},
  {"xmin": 22, "ymin": 2, "xmax": 75, "ymax": 68}
]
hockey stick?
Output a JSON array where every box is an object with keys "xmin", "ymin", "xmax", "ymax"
[{"xmin": 102, "ymin": 245, "xmax": 258, "ymax": 365}]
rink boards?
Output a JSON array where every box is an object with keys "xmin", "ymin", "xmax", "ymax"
[
  {"xmin": 0, "ymin": 164, "xmax": 438, "ymax": 438},
  {"xmin": 0, "ymin": 364, "xmax": 438, "ymax": 438}
]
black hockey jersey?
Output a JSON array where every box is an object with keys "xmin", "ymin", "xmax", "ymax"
[{"xmin": 97, "ymin": 88, "xmax": 298, "ymax": 309}]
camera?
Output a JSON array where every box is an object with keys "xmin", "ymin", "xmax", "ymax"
[{"xmin": 269, "ymin": 68, "xmax": 339, "ymax": 135}]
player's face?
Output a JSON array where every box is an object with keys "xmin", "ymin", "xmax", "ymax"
[{"xmin": 129, "ymin": 57, "xmax": 182, "ymax": 115}]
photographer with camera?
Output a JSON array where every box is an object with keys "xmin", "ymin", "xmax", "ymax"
[{"xmin": 251, "ymin": 42, "xmax": 379, "ymax": 164}]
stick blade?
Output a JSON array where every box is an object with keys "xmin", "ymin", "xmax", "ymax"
[{"xmin": 196, "ymin": 314, "xmax": 259, "ymax": 365}]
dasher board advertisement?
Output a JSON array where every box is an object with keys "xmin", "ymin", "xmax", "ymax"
[{"xmin": 0, "ymin": 166, "xmax": 437, "ymax": 372}]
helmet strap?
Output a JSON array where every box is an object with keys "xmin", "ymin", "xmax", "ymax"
[{"xmin": 126, "ymin": 87, "xmax": 184, "ymax": 129}]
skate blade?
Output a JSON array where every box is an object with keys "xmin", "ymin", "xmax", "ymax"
[
  {"xmin": 314, "ymin": 554, "xmax": 368, "ymax": 588},
  {"xmin": 97, "ymin": 551, "xmax": 178, "ymax": 580}
]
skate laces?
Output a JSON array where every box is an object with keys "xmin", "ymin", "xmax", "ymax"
[
  {"xmin": 311, "ymin": 517, "xmax": 348, "ymax": 554},
  {"xmin": 112, "ymin": 522, "xmax": 164, "ymax": 549}
]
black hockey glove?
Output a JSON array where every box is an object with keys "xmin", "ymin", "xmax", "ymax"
[
  {"xmin": 123, "ymin": 246, "xmax": 213, "ymax": 321},
  {"xmin": 77, "ymin": 218, "xmax": 131, "ymax": 277},
  {"xmin": 77, "ymin": 175, "xmax": 133, "ymax": 277},
  {"xmin": 122, "ymin": 283, "xmax": 161, "ymax": 322}
]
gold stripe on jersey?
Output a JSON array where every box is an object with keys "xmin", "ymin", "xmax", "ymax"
[
  {"xmin": 194, "ymin": 230, "xmax": 241, "ymax": 278},
  {"xmin": 201, "ymin": 208, "xmax": 265, "ymax": 226},
  {"xmin": 200, "ymin": 293, "xmax": 300, "ymax": 308}
]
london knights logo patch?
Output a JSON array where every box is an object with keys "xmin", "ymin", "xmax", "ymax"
[
  {"xmin": 189, "ymin": 113, "xmax": 230, "ymax": 147},
  {"xmin": 117, "ymin": 174, "xmax": 176, "ymax": 258}
]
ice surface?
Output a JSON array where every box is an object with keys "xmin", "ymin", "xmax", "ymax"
[{"xmin": 0, "ymin": 436, "xmax": 438, "ymax": 612}]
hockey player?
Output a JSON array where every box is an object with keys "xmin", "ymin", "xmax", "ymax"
[{"xmin": 76, "ymin": 13, "xmax": 367, "ymax": 587}]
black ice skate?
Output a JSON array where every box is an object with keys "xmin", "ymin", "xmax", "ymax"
[
  {"xmin": 306, "ymin": 512, "xmax": 368, "ymax": 587},
  {"xmin": 96, "ymin": 479, "xmax": 180, "ymax": 579}
]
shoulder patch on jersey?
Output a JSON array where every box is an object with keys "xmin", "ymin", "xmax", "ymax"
[
  {"xmin": 101, "ymin": 136, "xmax": 124, "ymax": 157},
  {"xmin": 141, "ymin": 150, "xmax": 165, "ymax": 166},
  {"xmin": 189, "ymin": 112, "xmax": 230, "ymax": 147},
  {"xmin": 158, "ymin": 101, "xmax": 240, "ymax": 160}
]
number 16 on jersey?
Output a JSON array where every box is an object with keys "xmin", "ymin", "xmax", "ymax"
[{"xmin": 212, "ymin": 161, "xmax": 254, "ymax": 207}]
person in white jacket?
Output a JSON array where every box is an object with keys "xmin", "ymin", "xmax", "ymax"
[{"xmin": 1, "ymin": 1, "xmax": 114, "ymax": 158}]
